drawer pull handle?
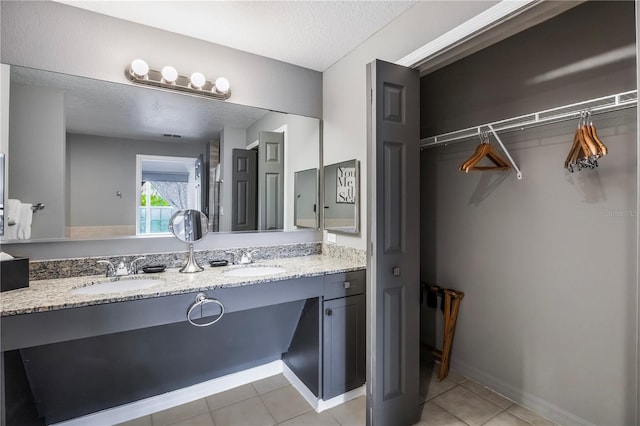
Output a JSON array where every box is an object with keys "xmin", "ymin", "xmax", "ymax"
[
  {"xmin": 343, "ymin": 281, "xmax": 351, "ymax": 289},
  {"xmin": 187, "ymin": 293, "xmax": 225, "ymax": 327},
  {"xmin": 326, "ymin": 308, "xmax": 333, "ymax": 316}
]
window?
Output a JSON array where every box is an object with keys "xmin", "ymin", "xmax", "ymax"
[{"xmin": 136, "ymin": 155, "xmax": 203, "ymax": 235}]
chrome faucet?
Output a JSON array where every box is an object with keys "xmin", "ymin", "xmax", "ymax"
[
  {"xmin": 97, "ymin": 257, "xmax": 146, "ymax": 277},
  {"xmin": 97, "ymin": 260, "xmax": 116, "ymax": 277},
  {"xmin": 225, "ymin": 250, "xmax": 255, "ymax": 265},
  {"xmin": 238, "ymin": 250, "xmax": 256, "ymax": 265}
]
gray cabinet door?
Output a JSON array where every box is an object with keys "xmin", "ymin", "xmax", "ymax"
[
  {"xmin": 366, "ymin": 59, "xmax": 420, "ymax": 425},
  {"xmin": 258, "ymin": 131, "xmax": 284, "ymax": 230},
  {"xmin": 323, "ymin": 294, "xmax": 366, "ymax": 400},
  {"xmin": 231, "ymin": 148, "xmax": 257, "ymax": 231}
]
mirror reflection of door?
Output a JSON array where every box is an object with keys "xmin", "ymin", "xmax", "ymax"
[
  {"xmin": 136, "ymin": 155, "xmax": 203, "ymax": 235},
  {"xmin": 231, "ymin": 131, "xmax": 284, "ymax": 231},
  {"xmin": 231, "ymin": 149, "xmax": 257, "ymax": 231},
  {"xmin": 258, "ymin": 131, "xmax": 284, "ymax": 230}
]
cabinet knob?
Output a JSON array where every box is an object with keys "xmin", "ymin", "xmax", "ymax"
[
  {"xmin": 393, "ymin": 267, "xmax": 401, "ymax": 276},
  {"xmin": 343, "ymin": 281, "xmax": 351, "ymax": 289},
  {"xmin": 326, "ymin": 308, "xmax": 333, "ymax": 316}
]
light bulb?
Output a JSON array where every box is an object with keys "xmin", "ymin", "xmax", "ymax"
[
  {"xmin": 130, "ymin": 59, "xmax": 149, "ymax": 78},
  {"xmin": 190, "ymin": 72, "xmax": 206, "ymax": 89},
  {"xmin": 214, "ymin": 77, "xmax": 230, "ymax": 94},
  {"xmin": 161, "ymin": 66, "xmax": 178, "ymax": 83}
]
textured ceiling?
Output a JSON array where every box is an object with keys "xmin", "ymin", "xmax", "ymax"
[{"xmin": 54, "ymin": 0, "xmax": 416, "ymax": 72}]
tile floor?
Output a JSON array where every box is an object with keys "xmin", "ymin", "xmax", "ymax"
[{"xmin": 117, "ymin": 365, "xmax": 558, "ymax": 426}]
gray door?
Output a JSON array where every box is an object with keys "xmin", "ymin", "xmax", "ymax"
[
  {"xmin": 231, "ymin": 148, "xmax": 257, "ymax": 231},
  {"xmin": 258, "ymin": 131, "xmax": 284, "ymax": 230},
  {"xmin": 366, "ymin": 59, "xmax": 420, "ymax": 425}
]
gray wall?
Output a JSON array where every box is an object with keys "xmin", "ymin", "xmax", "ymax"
[
  {"xmin": 420, "ymin": 3, "xmax": 637, "ymax": 425},
  {"xmin": 322, "ymin": 0, "xmax": 498, "ymax": 250},
  {"xmin": 0, "ymin": 1, "xmax": 322, "ymax": 119},
  {"xmin": 67, "ymin": 133, "xmax": 206, "ymax": 228},
  {"xmin": 8, "ymin": 83, "xmax": 65, "ymax": 239}
]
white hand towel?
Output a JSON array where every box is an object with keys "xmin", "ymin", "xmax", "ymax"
[
  {"xmin": 16, "ymin": 202, "xmax": 33, "ymax": 240},
  {"xmin": 4, "ymin": 199, "xmax": 20, "ymax": 239}
]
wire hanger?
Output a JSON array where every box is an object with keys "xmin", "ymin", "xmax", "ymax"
[{"xmin": 459, "ymin": 129, "xmax": 511, "ymax": 173}]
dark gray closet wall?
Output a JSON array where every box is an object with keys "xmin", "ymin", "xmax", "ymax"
[{"xmin": 420, "ymin": 2, "xmax": 636, "ymax": 425}]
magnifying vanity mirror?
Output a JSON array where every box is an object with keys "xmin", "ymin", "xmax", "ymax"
[
  {"xmin": 323, "ymin": 160, "xmax": 360, "ymax": 234},
  {"xmin": 1, "ymin": 64, "xmax": 320, "ymax": 242},
  {"xmin": 169, "ymin": 209, "xmax": 208, "ymax": 273}
]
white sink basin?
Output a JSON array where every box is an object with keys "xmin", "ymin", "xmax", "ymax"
[
  {"xmin": 71, "ymin": 278, "xmax": 164, "ymax": 295},
  {"xmin": 222, "ymin": 266, "xmax": 286, "ymax": 278}
]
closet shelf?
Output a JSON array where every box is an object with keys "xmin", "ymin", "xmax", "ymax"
[{"xmin": 421, "ymin": 89, "xmax": 638, "ymax": 148}]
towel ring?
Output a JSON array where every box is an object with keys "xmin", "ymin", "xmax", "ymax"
[{"xmin": 187, "ymin": 292, "xmax": 225, "ymax": 327}]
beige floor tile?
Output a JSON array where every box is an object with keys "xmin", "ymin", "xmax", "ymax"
[
  {"xmin": 460, "ymin": 380, "xmax": 513, "ymax": 409},
  {"xmin": 415, "ymin": 401, "xmax": 467, "ymax": 426},
  {"xmin": 167, "ymin": 412, "xmax": 215, "ymax": 426},
  {"xmin": 432, "ymin": 386, "xmax": 502, "ymax": 426},
  {"xmin": 420, "ymin": 372, "xmax": 458, "ymax": 401},
  {"xmin": 508, "ymin": 404, "xmax": 555, "ymax": 426},
  {"xmin": 114, "ymin": 415, "xmax": 152, "ymax": 426},
  {"xmin": 252, "ymin": 374, "xmax": 291, "ymax": 394},
  {"xmin": 443, "ymin": 369, "xmax": 468, "ymax": 384},
  {"xmin": 152, "ymin": 399, "xmax": 210, "ymax": 426},
  {"xmin": 483, "ymin": 411, "xmax": 531, "ymax": 426},
  {"xmin": 212, "ymin": 396, "xmax": 275, "ymax": 426},
  {"xmin": 278, "ymin": 410, "xmax": 341, "ymax": 426},
  {"xmin": 326, "ymin": 395, "xmax": 366, "ymax": 426},
  {"xmin": 206, "ymin": 383, "xmax": 258, "ymax": 411},
  {"xmin": 260, "ymin": 385, "xmax": 312, "ymax": 423}
]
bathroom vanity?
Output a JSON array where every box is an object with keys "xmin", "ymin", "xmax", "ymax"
[{"xmin": 0, "ymin": 254, "xmax": 366, "ymax": 424}]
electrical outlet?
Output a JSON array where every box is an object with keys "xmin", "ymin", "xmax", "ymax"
[{"xmin": 327, "ymin": 232, "xmax": 337, "ymax": 243}]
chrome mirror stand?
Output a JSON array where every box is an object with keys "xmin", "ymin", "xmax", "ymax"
[{"xmin": 180, "ymin": 243, "xmax": 204, "ymax": 273}]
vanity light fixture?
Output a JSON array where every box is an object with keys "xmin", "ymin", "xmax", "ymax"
[{"xmin": 125, "ymin": 59, "xmax": 231, "ymax": 100}]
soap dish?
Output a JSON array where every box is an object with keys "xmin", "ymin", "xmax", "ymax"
[
  {"xmin": 142, "ymin": 265, "xmax": 166, "ymax": 273},
  {"xmin": 209, "ymin": 260, "xmax": 228, "ymax": 267}
]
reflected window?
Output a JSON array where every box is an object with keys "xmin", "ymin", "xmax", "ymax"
[{"xmin": 136, "ymin": 154, "xmax": 204, "ymax": 235}]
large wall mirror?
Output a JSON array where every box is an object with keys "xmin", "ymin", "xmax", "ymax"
[
  {"xmin": 323, "ymin": 159, "xmax": 359, "ymax": 234},
  {"xmin": 1, "ymin": 65, "xmax": 320, "ymax": 241}
]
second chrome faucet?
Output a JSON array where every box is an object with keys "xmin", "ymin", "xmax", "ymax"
[{"xmin": 97, "ymin": 257, "xmax": 146, "ymax": 277}]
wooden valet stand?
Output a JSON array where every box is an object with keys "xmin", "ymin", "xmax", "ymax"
[{"xmin": 424, "ymin": 285, "xmax": 465, "ymax": 380}]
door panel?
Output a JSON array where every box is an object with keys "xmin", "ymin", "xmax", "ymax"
[
  {"xmin": 258, "ymin": 131, "xmax": 284, "ymax": 230},
  {"xmin": 366, "ymin": 59, "xmax": 420, "ymax": 426},
  {"xmin": 231, "ymin": 149, "xmax": 257, "ymax": 231}
]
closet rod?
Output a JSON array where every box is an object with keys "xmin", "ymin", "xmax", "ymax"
[{"xmin": 421, "ymin": 89, "xmax": 638, "ymax": 148}]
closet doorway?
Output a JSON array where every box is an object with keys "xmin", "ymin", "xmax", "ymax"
[{"xmin": 368, "ymin": 2, "xmax": 638, "ymax": 425}]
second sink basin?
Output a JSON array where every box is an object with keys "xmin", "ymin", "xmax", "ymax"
[
  {"xmin": 222, "ymin": 266, "xmax": 286, "ymax": 278},
  {"xmin": 71, "ymin": 278, "xmax": 164, "ymax": 295}
]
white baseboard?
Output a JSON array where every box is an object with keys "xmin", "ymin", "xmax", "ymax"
[
  {"xmin": 316, "ymin": 386, "xmax": 366, "ymax": 412},
  {"xmin": 450, "ymin": 359, "xmax": 597, "ymax": 426},
  {"xmin": 51, "ymin": 361, "xmax": 283, "ymax": 426},
  {"xmin": 281, "ymin": 362, "xmax": 365, "ymax": 413}
]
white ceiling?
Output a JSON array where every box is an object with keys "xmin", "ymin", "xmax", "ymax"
[{"xmin": 55, "ymin": 0, "xmax": 417, "ymax": 72}]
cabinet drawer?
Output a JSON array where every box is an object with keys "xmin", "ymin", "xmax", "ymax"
[{"xmin": 324, "ymin": 270, "xmax": 365, "ymax": 300}]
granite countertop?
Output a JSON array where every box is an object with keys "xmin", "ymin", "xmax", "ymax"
[{"xmin": 0, "ymin": 255, "xmax": 366, "ymax": 317}]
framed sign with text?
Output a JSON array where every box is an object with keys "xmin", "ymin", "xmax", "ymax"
[{"xmin": 336, "ymin": 166, "xmax": 356, "ymax": 204}]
